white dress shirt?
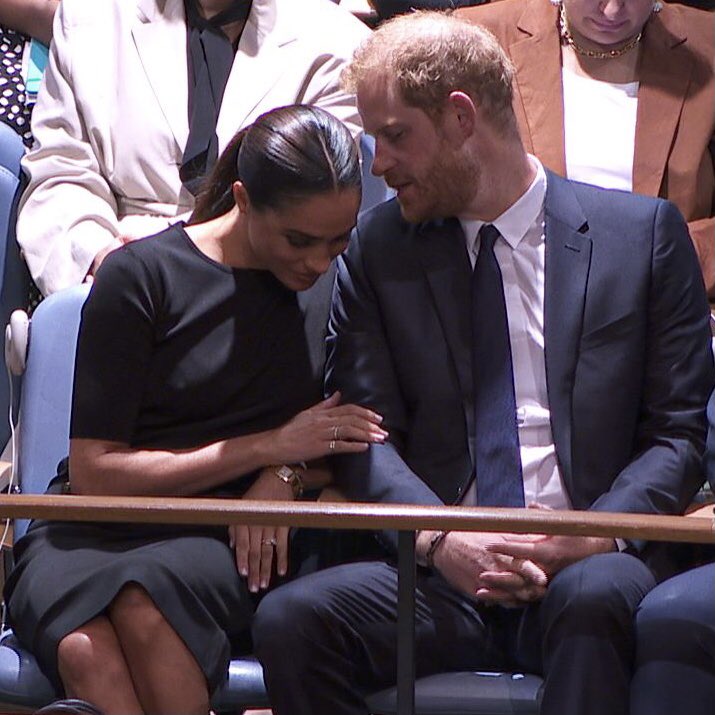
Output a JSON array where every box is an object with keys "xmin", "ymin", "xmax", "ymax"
[{"xmin": 459, "ymin": 157, "xmax": 571, "ymax": 510}]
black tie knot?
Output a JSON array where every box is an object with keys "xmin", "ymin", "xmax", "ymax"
[{"xmin": 479, "ymin": 224, "xmax": 500, "ymax": 253}]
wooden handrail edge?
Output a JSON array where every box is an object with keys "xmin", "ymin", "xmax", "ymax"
[{"xmin": 0, "ymin": 495, "xmax": 713, "ymax": 544}]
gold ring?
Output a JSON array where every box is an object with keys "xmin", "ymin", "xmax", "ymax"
[
  {"xmin": 329, "ymin": 439, "xmax": 336, "ymax": 452},
  {"xmin": 333, "ymin": 424, "xmax": 340, "ymax": 440},
  {"xmin": 261, "ymin": 537, "xmax": 277, "ymax": 547}
]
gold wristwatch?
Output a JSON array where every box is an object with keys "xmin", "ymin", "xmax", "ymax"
[{"xmin": 274, "ymin": 465, "xmax": 305, "ymax": 499}]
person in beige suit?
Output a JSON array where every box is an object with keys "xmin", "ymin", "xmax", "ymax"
[
  {"xmin": 458, "ymin": 0, "xmax": 715, "ymax": 301},
  {"xmin": 17, "ymin": 0, "xmax": 370, "ymax": 296}
]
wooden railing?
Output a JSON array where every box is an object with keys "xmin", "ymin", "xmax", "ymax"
[
  {"xmin": 0, "ymin": 494, "xmax": 712, "ymax": 541},
  {"xmin": 0, "ymin": 494, "xmax": 712, "ymax": 715}
]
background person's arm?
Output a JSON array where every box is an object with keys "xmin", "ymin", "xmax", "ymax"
[{"xmin": 0, "ymin": 0, "xmax": 58, "ymax": 45}]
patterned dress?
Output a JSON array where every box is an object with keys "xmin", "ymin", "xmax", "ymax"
[{"xmin": 0, "ymin": 27, "xmax": 33, "ymax": 146}]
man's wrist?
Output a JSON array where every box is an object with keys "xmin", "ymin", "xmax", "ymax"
[{"xmin": 416, "ymin": 529, "xmax": 449, "ymax": 568}]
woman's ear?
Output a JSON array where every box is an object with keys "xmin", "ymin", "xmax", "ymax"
[{"xmin": 232, "ymin": 181, "xmax": 250, "ymax": 213}]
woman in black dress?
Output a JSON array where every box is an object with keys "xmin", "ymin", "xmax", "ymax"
[{"xmin": 4, "ymin": 104, "xmax": 386, "ymax": 715}]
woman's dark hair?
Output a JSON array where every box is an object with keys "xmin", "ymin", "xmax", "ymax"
[{"xmin": 190, "ymin": 105, "xmax": 361, "ymax": 223}]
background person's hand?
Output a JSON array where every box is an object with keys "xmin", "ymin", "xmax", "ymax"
[
  {"xmin": 85, "ymin": 236, "xmax": 134, "ymax": 281},
  {"xmin": 229, "ymin": 467, "xmax": 293, "ymax": 592},
  {"xmin": 268, "ymin": 392, "xmax": 388, "ymax": 463}
]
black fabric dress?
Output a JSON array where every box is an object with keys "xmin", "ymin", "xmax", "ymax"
[{"xmin": 3, "ymin": 223, "xmax": 321, "ymax": 693}]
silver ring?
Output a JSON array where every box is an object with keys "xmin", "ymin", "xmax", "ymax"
[
  {"xmin": 329, "ymin": 439, "xmax": 336, "ymax": 452},
  {"xmin": 261, "ymin": 537, "xmax": 277, "ymax": 547},
  {"xmin": 333, "ymin": 424, "xmax": 341, "ymax": 440}
]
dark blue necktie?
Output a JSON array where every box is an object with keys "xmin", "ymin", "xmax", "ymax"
[{"xmin": 471, "ymin": 224, "xmax": 525, "ymax": 507}]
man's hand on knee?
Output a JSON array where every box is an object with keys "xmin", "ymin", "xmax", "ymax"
[
  {"xmin": 484, "ymin": 532, "xmax": 617, "ymax": 583},
  {"xmin": 429, "ymin": 531, "xmax": 548, "ymax": 606}
]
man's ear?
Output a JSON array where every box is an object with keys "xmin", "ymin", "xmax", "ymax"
[
  {"xmin": 444, "ymin": 91, "xmax": 477, "ymax": 141},
  {"xmin": 232, "ymin": 181, "xmax": 250, "ymax": 213}
]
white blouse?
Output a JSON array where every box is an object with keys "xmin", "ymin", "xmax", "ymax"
[{"xmin": 562, "ymin": 66, "xmax": 639, "ymax": 192}]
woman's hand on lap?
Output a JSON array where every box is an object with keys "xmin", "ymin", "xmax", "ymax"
[{"xmin": 229, "ymin": 467, "xmax": 292, "ymax": 592}]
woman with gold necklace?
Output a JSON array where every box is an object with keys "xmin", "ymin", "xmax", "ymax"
[{"xmin": 458, "ymin": 0, "xmax": 715, "ymax": 303}]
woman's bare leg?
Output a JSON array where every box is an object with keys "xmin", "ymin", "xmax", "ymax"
[
  {"xmin": 57, "ymin": 616, "xmax": 144, "ymax": 715},
  {"xmin": 108, "ymin": 583, "xmax": 210, "ymax": 715}
]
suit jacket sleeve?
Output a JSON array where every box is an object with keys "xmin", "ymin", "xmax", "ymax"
[
  {"xmin": 326, "ymin": 224, "xmax": 445, "ymax": 526},
  {"xmin": 589, "ymin": 200, "xmax": 714, "ymax": 520}
]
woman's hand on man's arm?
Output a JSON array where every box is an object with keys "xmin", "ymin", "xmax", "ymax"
[{"xmin": 68, "ymin": 393, "xmax": 386, "ymax": 497}]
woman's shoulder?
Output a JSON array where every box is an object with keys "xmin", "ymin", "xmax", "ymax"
[
  {"xmin": 94, "ymin": 225, "xmax": 187, "ymax": 291},
  {"xmin": 658, "ymin": 2, "xmax": 715, "ymax": 51},
  {"xmin": 56, "ymin": 0, "xmax": 155, "ymax": 33},
  {"xmin": 456, "ymin": 0, "xmax": 547, "ymax": 39}
]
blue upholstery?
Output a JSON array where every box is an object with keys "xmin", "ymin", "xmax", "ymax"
[
  {"xmin": 13, "ymin": 285, "xmax": 89, "ymax": 539},
  {"xmin": 0, "ymin": 633, "xmax": 55, "ymax": 708},
  {"xmin": 0, "ymin": 122, "xmax": 30, "ymax": 448}
]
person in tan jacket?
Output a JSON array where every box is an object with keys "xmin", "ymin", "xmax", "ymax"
[{"xmin": 458, "ymin": 0, "xmax": 714, "ymax": 301}]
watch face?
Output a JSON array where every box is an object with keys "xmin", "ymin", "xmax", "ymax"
[{"xmin": 276, "ymin": 465, "xmax": 294, "ymax": 480}]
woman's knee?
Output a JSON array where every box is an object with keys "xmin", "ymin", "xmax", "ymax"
[
  {"xmin": 57, "ymin": 620, "xmax": 123, "ymax": 686},
  {"xmin": 108, "ymin": 582, "xmax": 164, "ymax": 637}
]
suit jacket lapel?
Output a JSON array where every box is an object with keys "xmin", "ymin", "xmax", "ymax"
[
  {"xmin": 216, "ymin": 0, "xmax": 293, "ymax": 147},
  {"xmin": 543, "ymin": 172, "xmax": 592, "ymax": 489},
  {"xmin": 132, "ymin": 0, "xmax": 189, "ymax": 153},
  {"xmin": 415, "ymin": 220, "xmax": 476, "ymax": 465},
  {"xmin": 509, "ymin": 0, "xmax": 566, "ymax": 175},
  {"xmin": 633, "ymin": 8, "xmax": 692, "ymax": 197}
]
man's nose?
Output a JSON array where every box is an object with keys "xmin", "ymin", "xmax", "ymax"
[{"xmin": 371, "ymin": 139, "xmax": 394, "ymax": 177}]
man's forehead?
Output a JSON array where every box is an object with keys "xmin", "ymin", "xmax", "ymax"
[{"xmin": 356, "ymin": 76, "xmax": 423, "ymax": 131}]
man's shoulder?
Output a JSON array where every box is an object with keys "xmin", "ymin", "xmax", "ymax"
[
  {"xmin": 354, "ymin": 199, "xmax": 413, "ymax": 246},
  {"xmin": 547, "ymin": 171, "xmax": 666, "ymax": 221}
]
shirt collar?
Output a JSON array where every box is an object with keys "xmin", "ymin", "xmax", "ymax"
[{"xmin": 460, "ymin": 155, "xmax": 547, "ymax": 255}]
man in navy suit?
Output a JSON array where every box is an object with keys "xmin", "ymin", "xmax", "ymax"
[{"xmin": 253, "ymin": 12, "xmax": 714, "ymax": 715}]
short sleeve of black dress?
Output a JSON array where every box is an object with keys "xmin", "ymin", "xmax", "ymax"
[
  {"xmin": 71, "ymin": 245, "xmax": 156, "ymax": 444},
  {"xmin": 70, "ymin": 225, "xmax": 321, "ymax": 488}
]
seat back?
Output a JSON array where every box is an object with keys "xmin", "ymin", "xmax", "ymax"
[
  {"xmin": 14, "ymin": 284, "xmax": 90, "ymax": 538},
  {"xmin": 0, "ymin": 123, "xmax": 30, "ymax": 448}
]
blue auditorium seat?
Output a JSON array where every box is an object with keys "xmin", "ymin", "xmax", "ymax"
[{"xmin": 0, "ymin": 122, "xmax": 30, "ymax": 449}]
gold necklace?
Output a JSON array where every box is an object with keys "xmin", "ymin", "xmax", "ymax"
[{"xmin": 558, "ymin": 5, "xmax": 642, "ymax": 59}]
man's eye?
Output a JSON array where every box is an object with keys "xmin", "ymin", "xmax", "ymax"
[
  {"xmin": 332, "ymin": 233, "xmax": 350, "ymax": 247},
  {"xmin": 286, "ymin": 236, "xmax": 312, "ymax": 248}
]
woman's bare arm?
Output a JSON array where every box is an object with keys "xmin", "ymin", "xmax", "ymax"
[
  {"xmin": 0, "ymin": 0, "xmax": 59, "ymax": 45},
  {"xmin": 69, "ymin": 394, "xmax": 387, "ymax": 496}
]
